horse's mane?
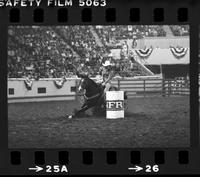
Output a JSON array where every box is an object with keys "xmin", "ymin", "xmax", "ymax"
[
  {"xmin": 86, "ymin": 76, "xmax": 99, "ymax": 88},
  {"xmin": 79, "ymin": 75, "xmax": 104, "ymax": 98}
]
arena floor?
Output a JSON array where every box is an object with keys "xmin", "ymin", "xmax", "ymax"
[{"xmin": 8, "ymin": 96, "xmax": 190, "ymax": 148}]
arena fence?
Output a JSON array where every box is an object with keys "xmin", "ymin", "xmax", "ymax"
[
  {"xmin": 111, "ymin": 77, "xmax": 190, "ymax": 97},
  {"xmin": 7, "ymin": 77, "xmax": 190, "ymax": 103}
]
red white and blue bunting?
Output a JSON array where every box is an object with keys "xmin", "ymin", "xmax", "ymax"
[
  {"xmin": 24, "ymin": 77, "xmax": 33, "ymax": 90},
  {"xmin": 135, "ymin": 47, "xmax": 153, "ymax": 59},
  {"xmin": 170, "ymin": 46, "xmax": 188, "ymax": 59},
  {"xmin": 54, "ymin": 78, "xmax": 66, "ymax": 89}
]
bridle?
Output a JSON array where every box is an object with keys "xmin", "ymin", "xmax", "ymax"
[{"xmin": 79, "ymin": 77, "xmax": 102, "ymax": 100}]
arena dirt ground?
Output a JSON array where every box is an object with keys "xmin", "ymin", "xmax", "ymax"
[{"xmin": 8, "ymin": 96, "xmax": 190, "ymax": 148}]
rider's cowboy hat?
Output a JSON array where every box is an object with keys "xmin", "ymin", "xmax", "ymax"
[{"xmin": 102, "ymin": 60, "xmax": 111, "ymax": 67}]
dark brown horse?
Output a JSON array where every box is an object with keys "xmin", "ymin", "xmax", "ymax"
[
  {"xmin": 67, "ymin": 72, "xmax": 128, "ymax": 118},
  {"xmin": 67, "ymin": 73, "xmax": 105, "ymax": 118}
]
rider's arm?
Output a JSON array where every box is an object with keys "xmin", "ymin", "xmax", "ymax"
[
  {"xmin": 103, "ymin": 75, "xmax": 111, "ymax": 85},
  {"xmin": 76, "ymin": 71, "xmax": 80, "ymax": 77},
  {"xmin": 102, "ymin": 70, "xmax": 114, "ymax": 85},
  {"xmin": 76, "ymin": 71, "xmax": 85, "ymax": 78}
]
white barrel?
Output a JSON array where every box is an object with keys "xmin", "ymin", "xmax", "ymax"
[{"xmin": 106, "ymin": 91, "xmax": 124, "ymax": 119}]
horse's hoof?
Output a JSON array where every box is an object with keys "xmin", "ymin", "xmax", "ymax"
[
  {"xmin": 68, "ymin": 115, "xmax": 73, "ymax": 119},
  {"xmin": 65, "ymin": 114, "xmax": 73, "ymax": 119}
]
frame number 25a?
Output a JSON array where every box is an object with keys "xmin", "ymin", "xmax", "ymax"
[{"xmin": 46, "ymin": 165, "xmax": 68, "ymax": 173}]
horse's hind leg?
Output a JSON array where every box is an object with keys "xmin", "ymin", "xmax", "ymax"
[
  {"xmin": 91, "ymin": 96, "xmax": 106, "ymax": 116},
  {"xmin": 124, "ymin": 91, "xmax": 128, "ymax": 99},
  {"xmin": 73, "ymin": 104, "xmax": 90, "ymax": 118}
]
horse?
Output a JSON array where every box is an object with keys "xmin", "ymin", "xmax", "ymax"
[
  {"xmin": 67, "ymin": 73, "xmax": 105, "ymax": 118},
  {"xmin": 67, "ymin": 73, "xmax": 128, "ymax": 119}
]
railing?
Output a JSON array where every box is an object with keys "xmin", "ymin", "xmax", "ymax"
[
  {"xmin": 111, "ymin": 77, "xmax": 190, "ymax": 97},
  {"xmin": 163, "ymin": 79, "xmax": 190, "ymax": 96}
]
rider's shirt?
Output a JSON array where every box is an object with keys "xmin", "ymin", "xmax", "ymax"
[{"xmin": 99, "ymin": 66, "xmax": 115, "ymax": 84}]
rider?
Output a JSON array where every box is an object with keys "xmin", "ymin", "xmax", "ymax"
[
  {"xmin": 98, "ymin": 59, "xmax": 115, "ymax": 92},
  {"xmin": 75, "ymin": 58, "xmax": 115, "ymax": 93}
]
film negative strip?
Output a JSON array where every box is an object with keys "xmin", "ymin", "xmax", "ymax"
[{"xmin": 0, "ymin": 0, "xmax": 199, "ymax": 175}]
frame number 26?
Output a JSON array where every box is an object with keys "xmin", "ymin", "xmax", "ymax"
[{"xmin": 145, "ymin": 165, "xmax": 159, "ymax": 173}]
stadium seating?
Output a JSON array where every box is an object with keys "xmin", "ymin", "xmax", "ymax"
[
  {"xmin": 95, "ymin": 25, "xmax": 166, "ymax": 47},
  {"xmin": 170, "ymin": 25, "xmax": 189, "ymax": 36},
  {"xmin": 8, "ymin": 26, "xmax": 76, "ymax": 78},
  {"xmin": 8, "ymin": 26, "xmax": 142, "ymax": 79},
  {"xmin": 8, "ymin": 25, "xmax": 174, "ymax": 79}
]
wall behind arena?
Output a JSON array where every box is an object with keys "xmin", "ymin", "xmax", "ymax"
[
  {"xmin": 145, "ymin": 65, "xmax": 189, "ymax": 79},
  {"xmin": 8, "ymin": 78, "xmax": 77, "ymax": 103}
]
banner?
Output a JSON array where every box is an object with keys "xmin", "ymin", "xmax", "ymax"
[
  {"xmin": 135, "ymin": 47, "xmax": 153, "ymax": 59},
  {"xmin": 54, "ymin": 78, "xmax": 66, "ymax": 89},
  {"xmin": 170, "ymin": 46, "xmax": 188, "ymax": 59},
  {"xmin": 24, "ymin": 78, "xmax": 33, "ymax": 90}
]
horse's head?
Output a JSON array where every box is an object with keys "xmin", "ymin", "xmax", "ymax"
[
  {"xmin": 77, "ymin": 74, "xmax": 100, "ymax": 96},
  {"xmin": 78, "ymin": 76, "xmax": 89, "ymax": 92}
]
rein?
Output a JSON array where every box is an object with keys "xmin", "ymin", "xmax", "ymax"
[{"xmin": 84, "ymin": 92, "xmax": 101, "ymax": 100}]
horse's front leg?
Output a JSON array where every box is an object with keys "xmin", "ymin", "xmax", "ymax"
[
  {"xmin": 68, "ymin": 106, "xmax": 88, "ymax": 119},
  {"xmin": 67, "ymin": 98, "xmax": 99, "ymax": 119},
  {"xmin": 73, "ymin": 104, "xmax": 90, "ymax": 117}
]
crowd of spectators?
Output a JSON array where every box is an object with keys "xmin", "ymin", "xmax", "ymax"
[
  {"xmin": 170, "ymin": 25, "xmax": 189, "ymax": 36},
  {"xmin": 8, "ymin": 26, "xmax": 153, "ymax": 79},
  {"xmin": 95, "ymin": 25, "xmax": 166, "ymax": 48},
  {"xmin": 55, "ymin": 26, "xmax": 109, "ymax": 65},
  {"xmin": 8, "ymin": 26, "xmax": 78, "ymax": 79}
]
